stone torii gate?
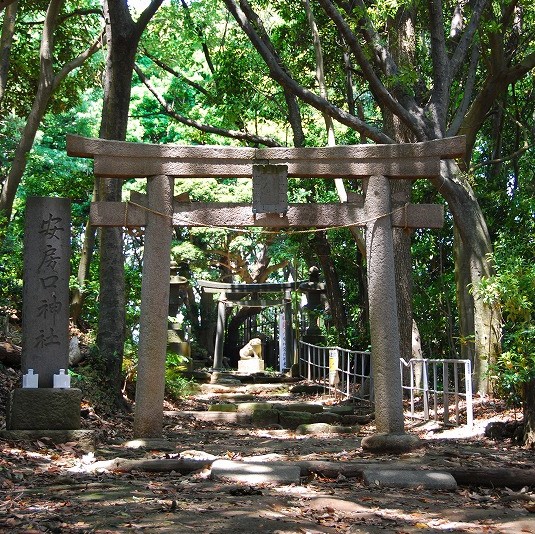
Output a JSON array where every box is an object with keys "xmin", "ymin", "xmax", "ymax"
[
  {"xmin": 67, "ymin": 134, "xmax": 465, "ymax": 442},
  {"xmin": 197, "ymin": 279, "xmax": 303, "ymax": 372}
]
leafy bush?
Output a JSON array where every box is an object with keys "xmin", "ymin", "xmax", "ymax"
[
  {"xmin": 165, "ymin": 352, "xmax": 198, "ymax": 400},
  {"xmin": 479, "ymin": 235, "xmax": 535, "ymax": 405},
  {"xmin": 490, "ymin": 327, "xmax": 535, "ymax": 407}
]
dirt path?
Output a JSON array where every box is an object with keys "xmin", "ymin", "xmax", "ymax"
[{"xmin": 1, "ymin": 378, "xmax": 534, "ymax": 533}]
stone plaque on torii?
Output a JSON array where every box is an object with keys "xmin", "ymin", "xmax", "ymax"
[{"xmin": 67, "ymin": 134, "xmax": 465, "ymax": 441}]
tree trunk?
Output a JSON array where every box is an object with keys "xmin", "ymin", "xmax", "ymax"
[
  {"xmin": 95, "ymin": 4, "xmax": 134, "ymax": 400},
  {"xmin": 96, "ymin": 0, "xmax": 162, "ymax": 403},
  {"xmin": 524, "ymin": 379, "xmax": 535, "ymax": 448},
  {"xmin": 312, "ymin": 231, "xmax": 347, "ymax": 341},
  {"xmin": 354, "ymin": 243, "xmax": 369, "ymax": 341},
  {"xmin": 390, "ymin": 179, "xmax": 414, "ymax": 363},
  {"xmin": 382, "ymin": 7, "xmax": 417, "ymax": 364},
  {"xmin": 0, "ymin": 0, "xmax": 100, "ymax": 228},
  {"xmin": 437, "ymin": 160, "xmax": 501, "ymax": 394},
  {"xmin": 70, "ymin": 185, "xmax": 97, "ymax": 324},
  {"xmin": 198, "ymin": 290, "xmax": 216, "ymax": 355},
  {"xmin": 454, "ymin": 223, "xmax": 475, "ymax": 362},
  {"xmin": 0, "ymin": 0, "xmax": 64, "ymax": 223},
  {"xmin": 0, "ymin": 0, "xmax": 17, "ymax": 105}
]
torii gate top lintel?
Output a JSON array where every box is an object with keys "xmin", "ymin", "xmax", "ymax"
[
  {"xmin": 198, "ymin": 280, "xmax": 303, "ymax": 294},
  {"xmin": 66, "ymin": 134, "xmax": 465, "ymax": 180}
]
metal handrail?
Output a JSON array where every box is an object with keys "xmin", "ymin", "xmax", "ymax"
[
  {"xmin": 400, "ymin": 358, "xmax": 473, "ymax": 427},
  {"xmin": 298, "ymin": 341, "xmax": 474, "ymax": 427},
  {"xmin": 298, "ymin": 341, "xmax": 373, "ymax": 404}
]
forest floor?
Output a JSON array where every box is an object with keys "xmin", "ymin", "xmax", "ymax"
[{"xmin": 1, "ymin": 366, "xmax": 534, "ymax": 534}]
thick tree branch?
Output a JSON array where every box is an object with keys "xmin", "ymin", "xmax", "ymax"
[
  {"xmin": 427, "ymin": 0, "xmax": 450, "ymax": 132},
  {"xmin": 459, "ymin": 50, "xmax": 535, "ymax": 160},
  {"xmin": 450, "ymin": 0, "xmax": 489, "ymax": 79},
  {"xmin": 284, "ymin": 88, "xmax": 306, "ymax": 147},
  {"xmin": 336, "ymin": 0, "xmax": 392, "ymax": 74},
  {"xmin": 447, "ymin": 45, "xmax": 480, "ymax": 136},
  {"xmin": 449, "ymin": 1, "xmax": 464, "ymax": 38},
  {"xmin": 58, "ymin": 8, "xmax": 102, "ymax": 23},
  {"xmin": 0, "ymin": 0, "xmax": 17, "ymax": 104},
  {"xmin": 223, "ymin": 0, "xmax": 392, "ymax": 144},
  {"xmin": 134, "ymin": 64, "xmax": 281, "ymax": 147},
  {"xmin": 0, "ymin": 0, "xmax": 99, "ymax": 220},
  {"xmin": 336, "ymin": 0, "xmax": 430, "ymax": 138},
  {"xmin": 236, "ymin": 0, "xmax": 305, "ymax": 146},
  {"xmin": 134, "ymin": 0, "xmax": 164, "ymax": 41},
  {"xmin": 41, "ymin": 0, "xmax": 64, "ymax": 89},
  {"xmin": 502, "ymin": 51, "xmax": 535, "ymax": 84},
  {"xmin": 319, "ymin": 0, "xmax": 428, "ymax": 140},
  {"xmin": 52, "ymin": 32, "xmax": 103, "ymax": 91},
  {"xmin": 0, "ymin": 0, "xmax": 16, "ymax": 11},
  {"xmin": 471, "ymin": 143, "xmax": 533, "ymax": 172},
  {"xmin": 142, "ymin": 48, "xmax": 210, "ymax": 96}
]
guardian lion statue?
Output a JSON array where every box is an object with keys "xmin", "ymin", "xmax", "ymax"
[{"xmin": 239, "ymin": 338, "xmax": 262, "ymax": 360}]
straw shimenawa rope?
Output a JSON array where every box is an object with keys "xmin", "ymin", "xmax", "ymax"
[{"xmin": 123, "ymin": 200, "xmax": 411, "ymax": 235}]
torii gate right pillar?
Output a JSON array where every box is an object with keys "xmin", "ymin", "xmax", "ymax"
[{"xmin": 363, "ymin": 175, "xmax": 418, "ymax": 451}]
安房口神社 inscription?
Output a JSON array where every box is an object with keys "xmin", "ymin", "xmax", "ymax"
[{"xmin": 22, "ymin": 197, "xmax": 71, "ymax": 387}]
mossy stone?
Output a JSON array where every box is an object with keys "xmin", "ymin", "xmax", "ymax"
[
  {"xmin": 311, "ymin": 412, "xmax": 341, "ymax": 424},
  {"xmin": 325, "ymin": 405, "xmax": 355, "ymax": 416},
  {"xmin": 208, "ymin": 404, "xmax": 238, "ymax": 412},
  {"xmin": 236, "ymin": 402, "xmax": 273, "ymax": 414},
  {"xmin": 275, "ymin": 402, "xmax": 324, "ymax": 414},
  {"xmin": 251, "ymin": 409, "xmax": 279, "ymax": 427},
  {"xmin": 279, "ymin": 411, "xmax": 313, "ymax": 429}
]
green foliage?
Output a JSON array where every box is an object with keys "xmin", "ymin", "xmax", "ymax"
[
  {"xmin": 165, "ymin": 352, "xmax": 198, "ymax": 401},
  {"xmin": 121, "ymin": 346, "xmax": 198, "ymax": 402},
  {"xmin": 70, "ymin": 343, "xmax": 125, "ymax": 413},
  {"xmin": 490, "ymin": 327, "xmax": 535, "ymax": 407},
  {"xmin": 2, "ymin": 1, "xmax": 102, "ymax": 117},
  {"xmin": 478, "ymin": 201, "xmax": 535, "ymax": 404},
  {"xmin": 1, "ymin": 0, "xmax": 533, "ymax": 406},
  {"xmin": 0, "ymin": 104, "xmax": 97, "ymax": 310}
]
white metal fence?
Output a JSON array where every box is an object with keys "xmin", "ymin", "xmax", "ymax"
[
  {"xmin": 298, "ymin": 342, "xmax": 373, "ymax": 404},
  {"xmin": 298, "ymin": 341, "xmax": 473, "ymax": 427},
  {"xmin": 400, "ymin": 358, "xmax": 473, "ymax": 427}
]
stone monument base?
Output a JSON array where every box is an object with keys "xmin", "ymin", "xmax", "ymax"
[
  {"xmin": 7, "ymin": 388, "xmax": 82, "ymax": 430},
  {"xmin": 0, "ymin": 429, "xmax": 95, "ymax": 448},
  {"xmin": 238, "ymin": 358, "xmax": 265, "ymax": 374}
]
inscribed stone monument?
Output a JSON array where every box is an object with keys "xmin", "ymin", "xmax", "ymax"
[
  {"xmin": 22, "ymin": 197, "xmax": 71, "ymax": 387},
  {"xmin": 6, "ymin": 197, "xmax": 81, "ymax": 433}
]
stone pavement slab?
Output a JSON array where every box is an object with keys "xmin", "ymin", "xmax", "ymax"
[
  {"xmin": 362, "ymin": 468, "xmax": 457, "ymax": 489},
  {"xmin": 164, "ymin": 410, "xmax": 251, "ymax": 424},
  {"xmin": 211, "ymin": 459, "xmax": 301, "ymax": 485}
]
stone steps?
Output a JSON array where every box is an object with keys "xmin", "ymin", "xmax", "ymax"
[
  {"xmin": 167, "ymin": 369, "xmax": 373, "ymax": 437},
  {"xmin": 170, "ymin": 378, "xmax": 373, "ymax": 433}
]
